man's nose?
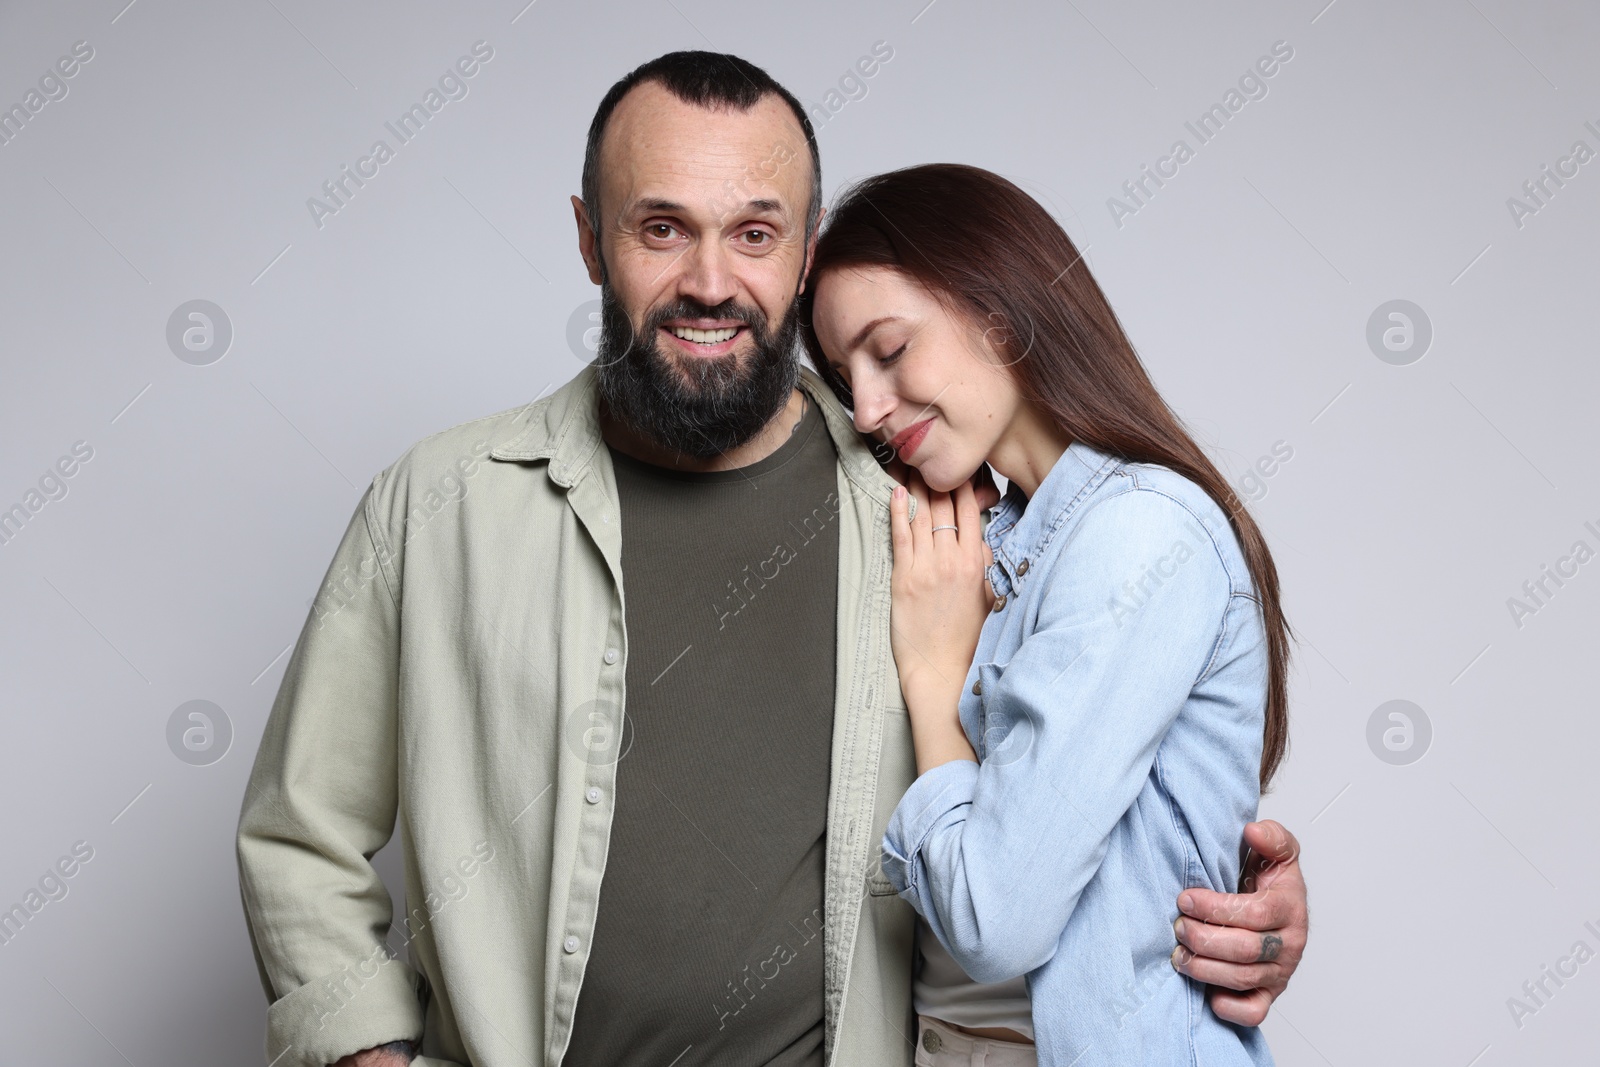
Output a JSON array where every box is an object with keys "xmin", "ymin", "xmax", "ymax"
[{"xmin": 676, "ymin": 238, "xmax": 738, "ymax": 308}]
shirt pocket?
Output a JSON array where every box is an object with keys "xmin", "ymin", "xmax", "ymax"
[
  {"xmin": 967, "ymin": 660, "xmax": 1013, "ymax": 765},
  {"xmin": 868, "ymin": 688, "xmax": 914, "ymax": 897},
  {"xmin": 1154, "ymin": 754, "xmax": 1208, "ymax": 893}
]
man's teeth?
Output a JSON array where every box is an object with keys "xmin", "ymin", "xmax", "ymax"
[{"xmin": 670, "ymin": 326, "xmax": 738, "ymax": 344}]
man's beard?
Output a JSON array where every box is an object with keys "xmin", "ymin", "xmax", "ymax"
[{"xmin": 593, "ymin": 281, "xmax": 802, "ymax": 460}]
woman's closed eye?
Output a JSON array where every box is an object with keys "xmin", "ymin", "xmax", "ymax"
[
  {"xmin": 847, "ymin": 343, "xmax": 905, "ymax": 379},
  {"xmin": 828, "ymin": 341, "xmax": 905, "ymax": 386}
]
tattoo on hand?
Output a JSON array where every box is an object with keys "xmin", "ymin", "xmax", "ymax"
[{"xmin": 1257, "ymin": 934, "xmax": 1282, "ymax": 962}]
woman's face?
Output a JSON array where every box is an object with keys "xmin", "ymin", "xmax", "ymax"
[{"xmin": 812, "ymin": 266, "xmax": 1022, "ymax": 492}]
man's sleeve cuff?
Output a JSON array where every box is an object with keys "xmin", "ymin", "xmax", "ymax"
[
  {"xmin": 265, "ymin": 952, "xmax": 424, "ymax": 1067},
  {"xmin": 881, "ymin": 758, "xmax": 980, "ymax": 897}
]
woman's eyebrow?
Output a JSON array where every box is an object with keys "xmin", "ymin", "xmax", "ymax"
[{"xmin": 847, "ymin": 315, "xmax": 900, "ymax": 353}]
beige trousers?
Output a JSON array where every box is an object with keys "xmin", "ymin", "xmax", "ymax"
[{"xmin": 913, "ymin": 1015, "xmax": 1039, "ymax": 1067}]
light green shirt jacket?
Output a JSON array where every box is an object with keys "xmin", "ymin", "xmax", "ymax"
[{"xmin": 236, "ymin": 364, "xmax": 920, "ymax": 1067}]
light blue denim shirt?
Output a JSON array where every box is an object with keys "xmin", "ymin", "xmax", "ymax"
[{"xmin": 881, "ymin": 441, "xmax": 1274, "ymax": 1066}]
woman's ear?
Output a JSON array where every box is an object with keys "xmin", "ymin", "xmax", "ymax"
[{"xmin": 980, "ymin": 307, "xmax": 1034, "ymax": 369}]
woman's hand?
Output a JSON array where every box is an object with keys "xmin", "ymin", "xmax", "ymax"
[{"xmin": 889, "ymin": 470, "xmax": 994, "ymax": 773}]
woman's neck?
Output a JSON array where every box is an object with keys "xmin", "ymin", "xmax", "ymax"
[{"xmin": 989, "ymin": 401, "xmax": 1073, "ymax": 499}]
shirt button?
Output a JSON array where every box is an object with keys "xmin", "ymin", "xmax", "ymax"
[
  {"xmin": 921, "ymin": 1028, "xmax": 942, "ymax": 1052},
  {"xmin": 971, "ymin": 680, "xmax": 983, "ymax": 696},
  {"xmin": 991, "ymin": 594, "xmax": 1007, "ymax": 613},
  {"xmin": 585, "ymin": 787, "xmax": 602, "ymax": 804},
  {"xmin": 1017, "ymin": 558, "xmax": 1030, "ymax": 576},
  {"xmin": 563, "ymin": 935, "xmax": 580, "ymax": 953},
  {"xmin": 603, "ymin": 648, "xmax": 619, "ymax": 664}
]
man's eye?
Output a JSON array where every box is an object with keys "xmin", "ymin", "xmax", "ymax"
[
  {"xmin": 647, "ymin": 224, "xmax": 678, "ymax": 239},
  {"xmin": 741, "ymin": 230, "xmax": 771, "ymax": 246}
]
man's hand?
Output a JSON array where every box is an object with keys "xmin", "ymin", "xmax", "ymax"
[
  {"xmin": 332, "ymin": 1040, "xmax": 416, "ymax": 1067},
  {"xmin": 1170, "ymin": 819, "xmax": 1308, "ymax": 1026}
]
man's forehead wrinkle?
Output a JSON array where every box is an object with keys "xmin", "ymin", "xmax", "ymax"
[
  {"xmin": 598, "ymin": 84, "xmax": 812, "ymax": 221},
  {"xmin": 609, "ymin": 160, "xmax": 802, "ymax": 228},
  {"xmin": 628, "ymin": 141, "xmax": 796, "ymax": 186}
]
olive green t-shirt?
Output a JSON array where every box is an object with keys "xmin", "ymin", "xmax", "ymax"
[{"xmin": 563, "ymin": 396, "xmax": 840, "ymax": 1066}]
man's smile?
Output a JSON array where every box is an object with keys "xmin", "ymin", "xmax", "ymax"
[{"xmin": 660, "ymin": 318, "xmax": 749, "ymax": 358}]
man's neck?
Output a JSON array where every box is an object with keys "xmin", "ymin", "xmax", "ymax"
[{"xmin": 600, "ymin": 388, "xmax": 809, "ymax": 473}]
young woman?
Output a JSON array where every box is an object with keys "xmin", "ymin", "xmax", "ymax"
[{"xmin": 801, "ymin": 164, "xmax": 1289, "ymax": 1066}]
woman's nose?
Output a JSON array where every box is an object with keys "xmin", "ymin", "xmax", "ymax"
[{"xmin": 851, "ymin": 386, "xmax": 893, "ymax": 437}]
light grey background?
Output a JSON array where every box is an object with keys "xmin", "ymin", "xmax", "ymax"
[{"xmin": 2, "ymin": 0, "xmax": 1595, "ymax": 1063}]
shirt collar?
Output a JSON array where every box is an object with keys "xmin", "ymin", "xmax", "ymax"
[
  {"xmin": 488, "ymin": 364, "xmax": 901, "ymax": 504},
  {"xmin": 984, "ymin": 440, "xmax": 1121, "ymax": 598},
  {"xmin": 486, "ymin": 363, "xmax": 604, "ymax": 487}
]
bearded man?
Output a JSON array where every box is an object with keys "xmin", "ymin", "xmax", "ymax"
[{"xmin": 237, "ymin": 50, "xmax": 1309, "ymax": 1067}]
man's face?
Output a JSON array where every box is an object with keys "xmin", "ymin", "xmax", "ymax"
[{"xmin": 576, "ymin": 82, "xmax": 817, "ymax": 458}]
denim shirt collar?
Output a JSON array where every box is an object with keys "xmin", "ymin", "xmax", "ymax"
[{"xmin": 983, "ymin": 440, "xmax": 1121, "ymax": 599}]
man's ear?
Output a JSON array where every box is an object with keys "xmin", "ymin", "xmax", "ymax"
[
  {"xmin": 572, "ymin": 195, "xmax": 603, "ymax": 286},
  {"xmin": 796, "ymin": 205, "xmax": 827, "ymax": 296}
]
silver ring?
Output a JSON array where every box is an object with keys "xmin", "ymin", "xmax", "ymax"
[{"xmin": 931, "ymin": 525, "xmax": 959, "ymax": 533}]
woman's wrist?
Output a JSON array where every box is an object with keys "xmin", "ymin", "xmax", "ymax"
[
  {"xmin": 902, "ymin": 680, "xmax": 977, "ymax": 773},
  {"xmin": 901, "ymin": 670, "xmax": 965, "ymax": 720}
]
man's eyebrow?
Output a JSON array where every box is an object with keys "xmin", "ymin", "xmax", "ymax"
[
  {"xmin": 629, "ymin": 197, "xmax": 790, "ymax": 219},
  {"xmin": 632, "ymin": 197, "xmax": 688, "ymax": 215}
]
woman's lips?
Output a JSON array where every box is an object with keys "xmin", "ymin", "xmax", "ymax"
[{"xmin": 889, "ymin": 417, "xmax": 934, "ymax": 459}]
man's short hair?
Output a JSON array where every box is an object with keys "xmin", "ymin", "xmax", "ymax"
[{"xmin": 581, "ymin": 51, "xmax": 823, "ymax": 249}]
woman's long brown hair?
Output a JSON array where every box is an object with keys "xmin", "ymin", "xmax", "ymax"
[{"xmin": 798, "ymin": 163, "xmax": 1290, "ymax": 790}]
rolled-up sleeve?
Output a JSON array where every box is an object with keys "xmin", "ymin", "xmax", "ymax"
[
  {"xmin": 236, "ymin": 476, "xmax": 461, "ymax": 1067},
  {"xmin": 881, "ymin": 488, "xmax": 1233, "ymax": 984}
]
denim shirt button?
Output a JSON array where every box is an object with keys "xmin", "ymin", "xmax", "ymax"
[
  {"xmin": 991, "ymin": 594, "xmax": 1007, "ymax": 613},
  {"xmin": 971, "ymin": 679, "xmax": 983, "ymax": 696},
  {"xmin": 1017, "ymin": 557, "xmax": 1030, "ymax": 575}
]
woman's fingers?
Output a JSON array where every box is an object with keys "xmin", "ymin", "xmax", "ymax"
[
  {"xmin": 907, "ymin": 470, "xmax": 933, "ymax": 560},
  {"xmin": 953, "ymin": 478, "xmax": 982, "ymax": 549},
  {"xmin": 952, "ymin": 479, "xmax": 994, "ymax": 607},
  {"xmin": 901, "ymin": 469, "xmax": 993, "ymax": 578},
  {"xmin": 970, "ymin": 463, "xmax": 1001, "ymax": 512},
  {"xmin": 927, "ymin": 476, "xmax": 957, "ymax": 541},
  {"xmin": 889, "ymin": 485, "xmax": 913, "ymax": 563}
]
